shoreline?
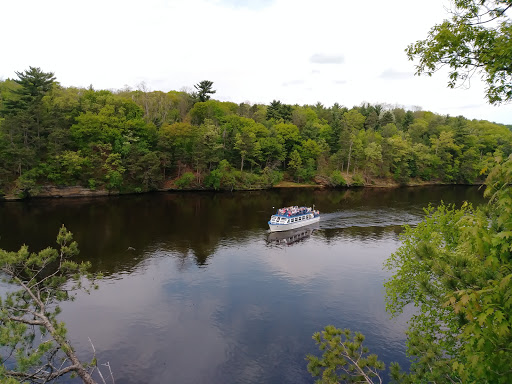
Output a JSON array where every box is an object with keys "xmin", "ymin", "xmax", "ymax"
[{"xmin": 0, "ymin": 180, "xmax": 482, "ymax": 201}]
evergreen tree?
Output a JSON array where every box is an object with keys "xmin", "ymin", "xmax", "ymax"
[
  {"xmin": 0, "ymin": 227, "xmax": 106, "ymax": 383},
  {"xmin": 0, "ymin": 67, "xmax": 56, "ymax": 179},
  {"xmin": 192, "ymin": 80, "xmax": 216, "ymax": 102}
]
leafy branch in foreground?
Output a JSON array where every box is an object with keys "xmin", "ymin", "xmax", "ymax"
[
  {"xmin": 307, "ymin": 155, "xmax": 512, "ymax": 384},
  {"xmin": 306, "ymin": 325, "xmax": 385, "ymax": 384},
  {"xmin": 384, "ymin": 154, "xmax": 512, "ymax": 383},
  {"xmin": 406, "ymin": 0, "xmax": 512, "ymax": 104},
  {"xmin": 0, "ymin": 226, "xmax": 107, "ymax": 384}
]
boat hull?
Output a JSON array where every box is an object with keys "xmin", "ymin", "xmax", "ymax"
[{"xmin": 268, "ymin": 216, "xmax": 320, "ymax": 232}]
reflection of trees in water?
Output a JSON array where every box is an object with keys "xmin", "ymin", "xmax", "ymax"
[
  {"xmin": 320, "ymin": 225, "xmax": 404, "ymax": 243},
  {"xmin": 0, "ymin": 186, "xmax": 484, "ymax": 275},
  {"xmin": 0, "ymin": 192, "xmax": 271, "ymax": 275}
]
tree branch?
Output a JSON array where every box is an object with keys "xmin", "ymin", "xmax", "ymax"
[{"xmin": 7, "ymin": 315, "xmax": 44, "ymax": 326}]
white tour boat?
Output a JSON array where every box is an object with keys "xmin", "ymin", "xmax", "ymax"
[{"xmin": 268, "ymin": 206, "xmax": 320, "ymax": 232}]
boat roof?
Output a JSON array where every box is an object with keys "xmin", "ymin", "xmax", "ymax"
[{"xmin": 273, "ymin": 206, "xmax": 317, "ymax": 218}]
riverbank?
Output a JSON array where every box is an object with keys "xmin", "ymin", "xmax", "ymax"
[{"xmin": 0, "ymin": 178, "xmax": 481, "ymax": 201}]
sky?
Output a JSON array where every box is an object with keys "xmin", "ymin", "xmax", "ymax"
[{"xmin": 2, "ymin": 0, "xmax": 511, "ymax": 124}]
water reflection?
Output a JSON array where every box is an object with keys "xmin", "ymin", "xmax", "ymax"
[
  {"xmin": 266, "ymin": 224, "xmax": 319, "ymax": 246},
  {"xmin": 0, "ymin": 186, "xmax": 485, "ymax": 273}
]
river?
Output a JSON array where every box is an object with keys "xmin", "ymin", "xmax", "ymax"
[{"xmin": 0, "ymin": 186, "xmax": 486, "ymax": 383}]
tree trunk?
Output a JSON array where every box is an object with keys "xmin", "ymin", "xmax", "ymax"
[
  {"xmin": 43, "ymin": 317, "xmax": 97, "ymax": 384},
  {"xmin": 346, "ymin": 141, "xmax": 353, "ymax": 176}
]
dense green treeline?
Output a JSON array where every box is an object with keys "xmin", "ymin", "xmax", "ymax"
[{"xmin": 1, "ymin": 67, "xmax": 512, "ymax": 197}]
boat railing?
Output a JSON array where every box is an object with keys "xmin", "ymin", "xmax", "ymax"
[{"xmin": 276, "ymin": 206, "xmax": 315, "ymax": 217}]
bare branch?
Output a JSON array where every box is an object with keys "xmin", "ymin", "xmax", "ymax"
[{"xmin": 8, "ymin": 315, "xmax": 44, "ymax": 326}]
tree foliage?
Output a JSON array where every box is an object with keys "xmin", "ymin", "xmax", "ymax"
[
  {"xmin": 193, "ymin": 80, "xmax": 216, "ymax": 103},
  {"xmin": 0, "ymin": 68, "xmax": 511, "ymax": 196},
  {"xmin": 384, "ymin": 154, "xmax": 512, "ymax": 383},
  {"xmin": 0, "ymin": 226, "xmax": 105, "ymax": 384},
  {"xmin": 406, "ymin": 0, "xmax": 512, "ymax": 104},
  {"xmin": 307, "ymin": 155, "xmax": 512, "ymax": 383},
  {"xmin": 306, "ymin": 325, "xmax": 385, "ymax": 384}
]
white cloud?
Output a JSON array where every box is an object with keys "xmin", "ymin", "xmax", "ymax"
[
  {"xmin": 310, "ymin": 54, "xmax": 345, "ymax": 64},
  {"xmin": 282, "ymin": 79, "xmax": 305, "ymax": 87},
  {"xmin": 213, "ymin": 0, "xmax": 275, "ymax": 10},
  {"xmin": 380, "ymin": 69, "xmax": 414, "ymax": 80}
]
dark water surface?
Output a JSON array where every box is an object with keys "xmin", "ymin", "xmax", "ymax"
[{"xmin": 0, "ymin": 186, "xmax": 485, "ymax": 383}]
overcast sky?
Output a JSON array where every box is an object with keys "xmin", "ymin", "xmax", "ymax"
[{"xmin": 2, "ymin": 0, "xmax": 511, "ymax": 124}]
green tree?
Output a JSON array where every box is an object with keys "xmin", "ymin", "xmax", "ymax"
[
  {"xmin": 459, "ymin": 147, "xmax": 481, "ymax": 183},
  {"xmin": 158, "ymin": 122, "xmax": 195, "ymax": 177},
  {"xmin": 307, "ymin": 326, "xmax": 385, "ymax": 384},
  {"xmin": 50, "ymin": 150, "xmax": 89, "ymax": 185},
  {"xmin": 70, "ymin": 91, "xmax": 147, "ymax": 151},
  {"xmin": 234, "ymin": 128, "xmax": 261, "ymax": 171},
  {"xmin": 188, "ymin": 100, "xmax": 235, "ymax": 126},
  {"xmin": 384, "ymin": 154, "xmax": 512, "ymax": 383},
  {"xmin": 407, "ymin": 119, "xmax": 429, "ymax": 145},
  {"xmin": 288, "ymin": 149, "xmax": 302, "ymax": 181},
  {"xmin": 329, "ymin": 170, "xmax": 347, "ymax": 187},
  {"xmin": 274, "ymin": 122, "xmax": 300, "ymax": 162},
  {"xmin": 0, "ymin": 227, "xmax": 104, "ymax": 384},
  {"xmin": 124, "ymin": 148, "xmax": 162, "ymax": 191},
  {"xmin": 384, "ymin": 135, "xmax": 412, "ymax": 182},
  {"xmin": 410, "ymin": 142, "xmax": 435, "ymax": 180},
  {"xmin": 402, "ymin": 110, "xmax": 414, "ymax": 130},
  {"xmin": 259, "ymin": 136, "xmax": 286, "ymax": 168},
  {"xmin": 103, "ymin": 152, "xmax": 125, "ymax": 190},
  {"xmin": 363, "ymin": 142, "xmax": 383, "ymax": 178},
  {"xmin": 174, "ymin": 171, "xmax": 196, "ymax": 189},
  {"xmin": 406, "ymin": 0, "xmax": 512, "ymax": 104},
  {"xmin": 364, "ymin": 110, "xmax": 379, "ymax": 131},
  {"xmin": 340, "ymin": 110, "xmax": 365, "ymax": 175},
  {"xmin": 430, "ymin": 130, "xmax": 462, "ymax": 181},
  {"xmin": 379, "ymin": 111, "xmax": 394, "ymax": 127},
  {"xmin": 193, "ymin": 80, "xmax": 216, "ymax": 102},
  {"xmin": 0, "ymin": 67, "xmax": 56, "ymax": 177},
  {"xmin": 291, "ymin": 106, "xmax": 318, "ymax": 131},
  {"xmin": 204, "ymin": 159, "xmax": 236, "ymax": 191},
  {"xmin": 198, "ymin": 119, "xmax": 223, "ymax": 170},
  {"xmin": 3, "ymin": 67, "xmax": 55, "ymax": 112},
  {"xmin": 266, "ymin": 100, "xmax": 292, "ymax": 122}
]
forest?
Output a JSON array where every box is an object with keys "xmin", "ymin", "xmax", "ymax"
[{"xmin": 1, "ymin": 67, "xmax": 512, "ymax": 198}]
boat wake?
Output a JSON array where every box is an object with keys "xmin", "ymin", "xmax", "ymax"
[{"xmin": 318, "ymin": 209, "xmax": 422, "ymax": 230}]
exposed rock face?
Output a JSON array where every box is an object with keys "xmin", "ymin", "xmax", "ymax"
[
  {"xmin": 313, "ymin": 175, "xmax": 330, "ymax": 186},
  {"xmin": 37, "ymin": 186, "xmax": 115, "ymax": 198},
  {"xmin": 0, "ymin": 186, "xmax": 116, "ymax": 200}
]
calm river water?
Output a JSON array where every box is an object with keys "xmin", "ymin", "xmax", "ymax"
[{"xmin": 0, "ymin": 186, "xmax": 485, "ymax": 383}]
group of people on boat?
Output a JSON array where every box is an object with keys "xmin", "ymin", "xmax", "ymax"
[{"xmin": 276, "ymin": 206, "xmax": 319, "ymax": 217}]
